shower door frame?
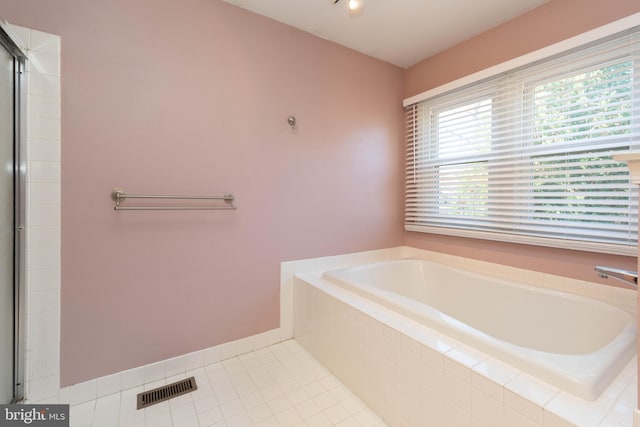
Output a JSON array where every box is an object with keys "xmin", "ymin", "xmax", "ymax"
[{"xmin": 0, "ymin": 24, "xmax": 27, "ymax": 403}]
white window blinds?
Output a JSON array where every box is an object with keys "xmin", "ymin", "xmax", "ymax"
[{"xmin": 405, "ymin": 28, "xmax": 640, "ymax": 255}]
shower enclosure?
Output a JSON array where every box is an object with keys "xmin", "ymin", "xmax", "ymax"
[{"xmin": 0, "ymin": 24, "xmax": 26, "ymax": 404}]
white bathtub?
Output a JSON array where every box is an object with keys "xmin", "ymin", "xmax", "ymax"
[{"xmin": 321, "ymin": 258, "xmax": 637, "ymax": 401}]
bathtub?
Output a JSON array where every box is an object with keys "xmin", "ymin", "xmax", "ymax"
[{"xmin": 321, "ymin": 258, "xmax": 637, "ymax": 401}]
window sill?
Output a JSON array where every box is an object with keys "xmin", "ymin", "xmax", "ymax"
[{"xmin": 405, "ymin": 224, "xmax": 637, "ymax": 257}]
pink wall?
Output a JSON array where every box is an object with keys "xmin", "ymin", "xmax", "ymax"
[
  {"xmin": 0, "ymin": 0, "xmax": 405, "ymax": 385},
  {"xmin": 404, "ymin": 0, "xmax": 640, "ymax": 284}
]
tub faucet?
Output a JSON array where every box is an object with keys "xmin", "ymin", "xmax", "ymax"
[{"xmin": 594, "ymin": 266, "xmax": 638, "ymax": 288}]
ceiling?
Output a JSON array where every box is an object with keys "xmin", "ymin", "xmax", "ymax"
[{"xmin": 221, "ymin": 0, "xmax": 549, "ymax": 69}]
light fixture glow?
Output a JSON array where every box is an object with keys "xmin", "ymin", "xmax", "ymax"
[
  {"xmin": 334, "ymin": 0, "xmax": 364, "ymax": 16},
  {"xmin": 348, "ymin": 0, "xmax": 361, "ymax": 10},
  {"xmin": 347, "ymin": 0, "xmax": 364, "ymax": 15}
]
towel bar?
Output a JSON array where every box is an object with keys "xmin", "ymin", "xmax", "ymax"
[{"xmin": 111, "ymin": 188, "xmax": 237, "ymax": 211}]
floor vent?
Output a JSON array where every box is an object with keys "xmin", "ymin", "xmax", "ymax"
[{"xmin": 136, "ymin": 376, "xmax": 197, "ymax": 410}]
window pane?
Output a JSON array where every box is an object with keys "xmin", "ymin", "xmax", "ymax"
[
  {"xmin": 532, "ymin": 61, "xmax": 632, "ymax": 147},
  {"xmin": 438, "ymin": 162, "xmax": 488, "ymax": 217},
  {"xmin": 530, "ymin": 60, "xmax": 634, "ymax": 231},
  {"xmin": 437, "ymin": 99, "xmax": 492, "ymax": 159}
]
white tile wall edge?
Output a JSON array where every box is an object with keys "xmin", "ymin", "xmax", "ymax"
[
  {"xmin": 634, "ymin": 409, "xmax": 640, "ymax": 427},
  {"xmin": 6, "ymin": 23, "xmax": 63, "ymax": 405},
  {"xmin": 281, "ymin": 245, "xmax": 637, "ymax": 341},
  {"xmin": 41, "ymin": 327, "xmax": 284, "ymax": 406}
]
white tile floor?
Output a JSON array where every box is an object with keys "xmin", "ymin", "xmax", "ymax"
[{"xmin": 69, "ymin": 340, "xmax": 388, "ymax": 427}]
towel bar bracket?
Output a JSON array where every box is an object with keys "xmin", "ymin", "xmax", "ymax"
[{"xmin": 111, "ymin": 188, "xmax": 125, "ymax": 203}]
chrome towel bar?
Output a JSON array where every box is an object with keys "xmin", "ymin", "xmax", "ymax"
[{"xmin": 111, "ymin": 188, "xmax": 237, "ymax": 211}]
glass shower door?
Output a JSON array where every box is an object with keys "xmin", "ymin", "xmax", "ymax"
[
  {"xmin": 0, "ymin": 40, "xmax": 14, "ymax": 405},
  {"xmin": 0, "ymin": 25, "xmax": 25, "ymax": 404}
]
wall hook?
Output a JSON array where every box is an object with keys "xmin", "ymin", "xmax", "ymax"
[{"xmin": 287, "ymin": 116, "xmax": 297, "ymax": 130}]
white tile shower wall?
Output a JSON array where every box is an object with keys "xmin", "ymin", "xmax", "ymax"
[
  {"xmin": 5, "ymin": 24, "xmax": 62, "ymax": 404},
  {"xmin": 293, "ymin": 272, "xmax": 637, "ymax": 426}
]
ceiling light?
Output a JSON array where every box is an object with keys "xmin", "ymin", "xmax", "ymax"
[
  {"xmin": 348, "ymin": 0, "xmax": 363, "ymax": 12},
  {"xmin": 334, "ymin": 0, "xmax": 364, "ymax": 16}
]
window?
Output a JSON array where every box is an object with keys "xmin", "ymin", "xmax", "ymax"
[{"xmin": 405, "ymin": 28, "xmax": 640, "ymax": 255}]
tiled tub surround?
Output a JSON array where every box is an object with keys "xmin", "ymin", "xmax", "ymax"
[
  {"xmin": 322, "ymin": 259, "xmax": 636, "ymax": 402},
  {"xmin": 290, "ymin": 247, "xmax": 638, "ymax": 427}
]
